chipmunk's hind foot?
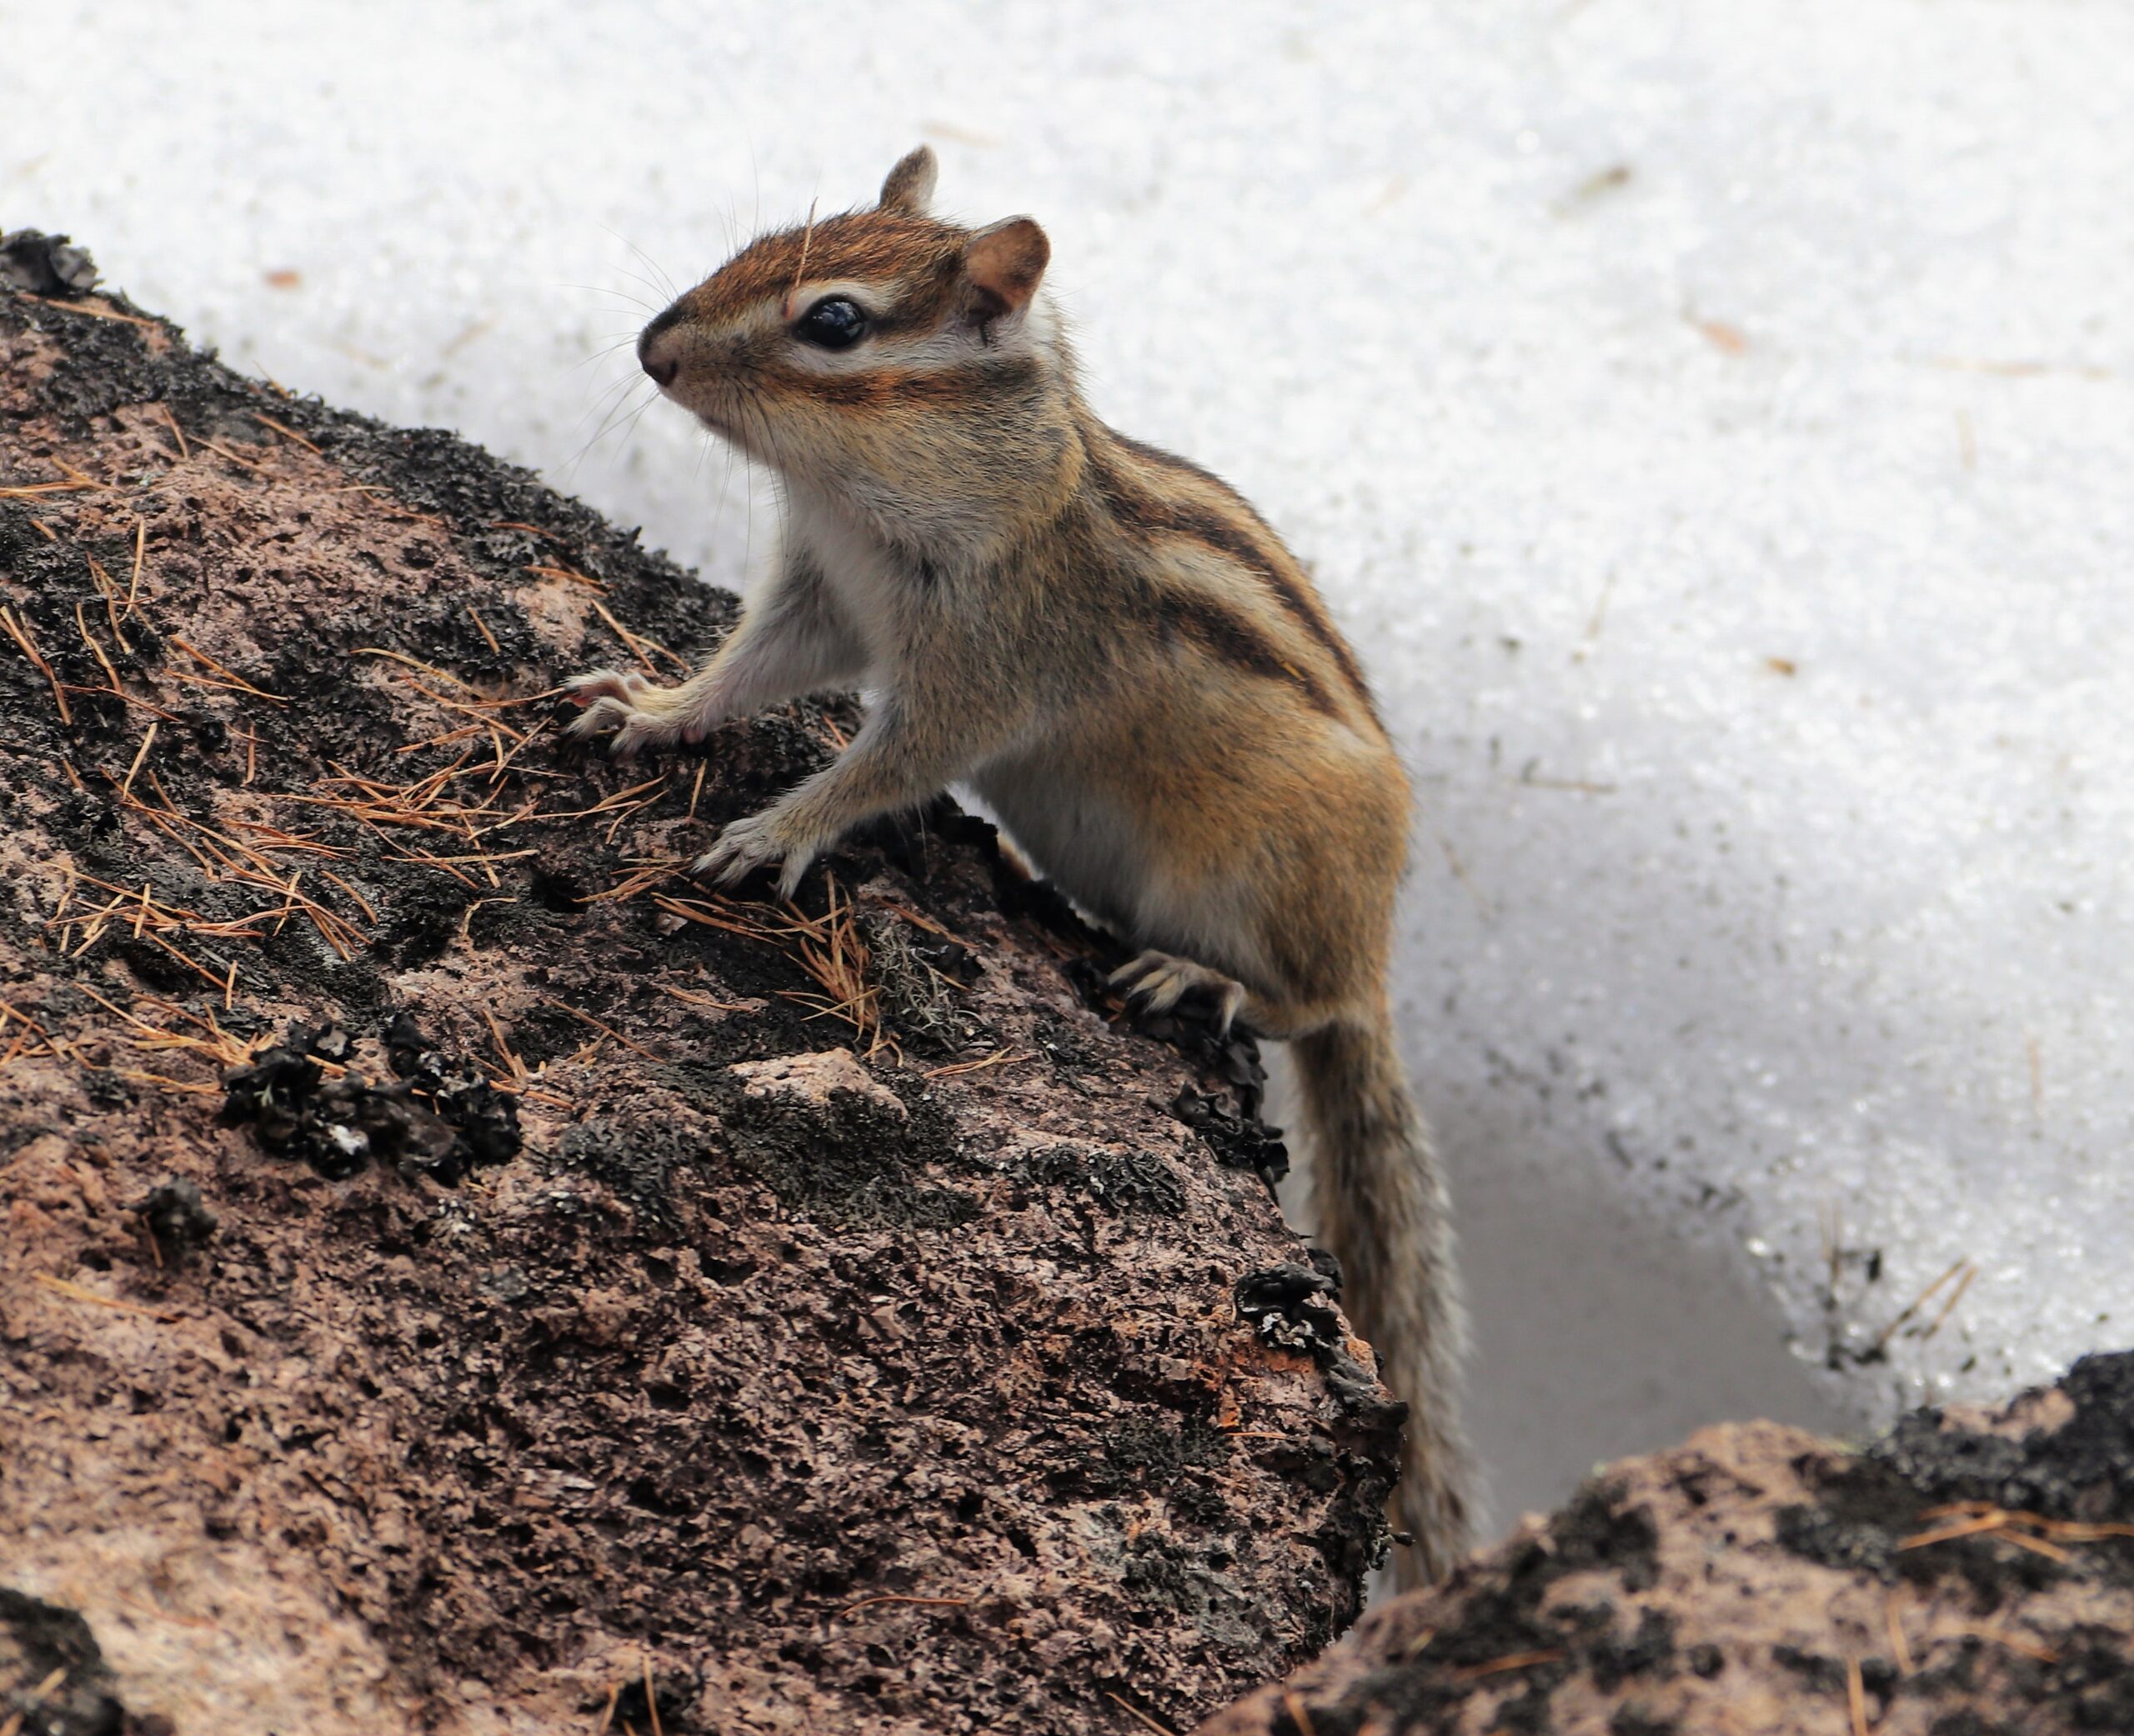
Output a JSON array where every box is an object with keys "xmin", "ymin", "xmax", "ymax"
[
  {"xmin": 691, "ymin": 808, "xmax": 818, "ymax": 898},
  {"xmin": 1110, "ymin": 950, "xmax": 1250, "ymax": 1036}
]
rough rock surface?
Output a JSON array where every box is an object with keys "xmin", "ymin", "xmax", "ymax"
[
  {"xmin": 0, "ymin": 278, "xmax": 1402, "ymax": 1735},
  {"xmin": 1199, "ymin": 1353, "xmax": 2134, "ymax": 1736}
]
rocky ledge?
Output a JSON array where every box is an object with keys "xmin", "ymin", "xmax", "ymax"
[
  {"xmin": 0, "ymin": 258, "xmax": 1397, "ymax": 1736},
  {"xmin": 1200, "ymin": 1353, "xmax": 2134, "ymax": 1736}
]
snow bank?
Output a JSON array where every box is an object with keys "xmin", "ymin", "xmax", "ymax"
[{"xmin": 8, "ymin": 0, "xmax": 2129, "ymax": 1527}]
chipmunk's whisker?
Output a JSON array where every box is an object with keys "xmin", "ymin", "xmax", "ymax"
[
  {"xmin": 598, "ymin": 223, "xmax": 682, "ymax": 304},
  {"xmin": 564, "ymin": 378, "xmax": 658, "ymax": 476}
]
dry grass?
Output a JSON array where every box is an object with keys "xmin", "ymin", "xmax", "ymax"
[
  {"xmin": 525, "ymin": 561, "xmax": 607, "ymax": 593},
  {"xmin": 31, "ymin": 1271, "xmax": 178, "ymax": 1321},
  {"xmin": 253, "ymin": 411, "xmax": 322, "ymax": 454},
  {"xmin": 1898, "ymin": 1499, "xmax": 2134, "ymax": 1560},
  {"xmin": 589, "ymin": 596, "xmax": 689, "ymax": 674},
  {"xmin": 1450, "ymin": 1649, "xmax": 1565, "ymax": 1683},
  {"xmin": 73, "ymin": 984, "xmax": 269, "ymax": 1080},
  {"xmin": 1100, "ymin": 1693, "xmax": 1177, "ymax": 1736},
  {"xmin": 651, "ymin": 874, "xmax": 892, "ymax": 1058},
  {"xmin": 4, "ymin": 438, "xmax": 1009, "ymax": 1131},
  {"xmin": 1929, "ymin": 1623, "xmax": 2061, "ymax": 1667},
  {"xmin": 18, "ymin": 292, "xmax": 159, "ymax": 328},
  {"xmin": 589, "ymin": 857, "xmax": 693, "ymax": 905},
  {"xmin": 0, "ymin": 603, "xmax": 72, "ymax": 723},
  {"xmin": 654, "ymin": 982, "xmax": 760, "ymax": 1016},
  {"xmin": 169, "ymin": 635, "xmax": 288, "ymax": 703},
  {"xmin": 542, "ymin": 997, "xmax": 664, "ymax": 1065},
  {"xmin": 0, "ymin": 998, "xmax": 75, "ymax": 1072},
  {"xmin": 922, "ymin": 1048, "xmax": 1033, "ymax": 1081},
  {"xmin": 1869, "ymin": 1258, "xmax": 1980, "ymax": 1357}
]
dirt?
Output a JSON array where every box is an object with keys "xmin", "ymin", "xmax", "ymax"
[
  {"xmin": 1195, "ymin": 1353, "xmax": 2134, "ymax": 1736},
  {"xmin": 0, "ymin": 277, "xmax": 1401, "ymax": 1734}
]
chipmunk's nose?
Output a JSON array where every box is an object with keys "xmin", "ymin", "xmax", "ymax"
[
  {"xmin": 639, "ymin": 339, "xmax": 680, "ymax": 389},
  {"xmin": 638, "ymin": 308, "xmax": 684, "ymax": 389}
]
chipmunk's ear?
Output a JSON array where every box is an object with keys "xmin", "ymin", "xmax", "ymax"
[
  {"xmin": 961, "ymin": 217, "xmax": 1049, "ymax": 323},
  {"xmin": 878, "ymin": 145, "xmax": 939, "ymax": 216}
]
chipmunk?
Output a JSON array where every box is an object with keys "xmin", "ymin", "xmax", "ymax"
[{"xmin": 567, "ymin": 147, "xmax": 1472, "ymax": 1583}]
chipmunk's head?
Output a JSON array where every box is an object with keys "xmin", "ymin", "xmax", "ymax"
[{"xmin": 639, "ymin": 148, "xmax": 1075, "ymax": 546}]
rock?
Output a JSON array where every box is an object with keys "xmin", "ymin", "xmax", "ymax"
[
  {"xmin": 730, "ymin": 1046, "xmax": 908, "ymax": 1118},
  {"xmin": 0, "ymin": 278, "xmax": 1399, "ymax": 1735},
  {"xmin": 0, "ymin": 1587, "xmax": 144, "ymax": 1736},
  {"xmin": 1196, "ymin": 1352, "xmax": 2134, "ymax": 1736},
  {"xmin": 0, "ymin": 229, "xmax": 98, "ymax": 297}
]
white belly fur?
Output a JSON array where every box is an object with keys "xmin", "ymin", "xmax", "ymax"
[{"xmin": 971, "ymin": 748, "xmax": 1274, "ymax": 991}]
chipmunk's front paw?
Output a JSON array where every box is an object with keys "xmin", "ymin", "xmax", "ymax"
[
  {"xmin": 564, "ymin": 668, "xmax": 687, "ymax": 759},
  {"xmin": 693, "ymin": 808, "xmax": 819, "ymax": 898},
  {"xmin": 1110, "ymin": 950, "xmax": 1248, "ymax": 1035}
]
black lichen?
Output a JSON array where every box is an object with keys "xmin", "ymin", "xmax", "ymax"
[{"xmin": 221, "ymin": 1016, "xmax": 518, "ymax": 1184}]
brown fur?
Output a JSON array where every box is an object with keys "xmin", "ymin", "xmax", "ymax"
[
  {"xmin": 683, "ymin": 213, "xmax": 968, "ymax": 331},
  {"xmin": 1097, "ymin": 431, "xmax": 1380, "ymax": 717},
  {"xmin": 569, "ymin": 148, "xmax": 1474, "ymax": 1585}
]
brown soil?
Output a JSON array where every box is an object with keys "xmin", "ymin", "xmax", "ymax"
[{"xmin": 0, "ymin": 278, "xmax": 1400, "ymax": 1736}]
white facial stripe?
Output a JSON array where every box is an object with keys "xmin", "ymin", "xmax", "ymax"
[
  {"xmin": 778, "ymin": 278, "xmax": 892, "ymax": 323},
  {"xmin": 1019, "ymin": 291, "xmax": 1064, "ymax": 362},
  {"xmin": 694, "ymin": 278, "xmax": 1060, "ymax": 384},
  {"xmin": 769, "ymin": 282, "xmax": 960, "ymax": 378}
]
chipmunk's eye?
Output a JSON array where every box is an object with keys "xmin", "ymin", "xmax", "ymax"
[{"xmin": 795, "ymin": 296, "xmax": 868, "ymax": 350}]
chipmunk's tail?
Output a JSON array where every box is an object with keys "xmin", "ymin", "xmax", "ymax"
[{"xmin": 1293, "ymin": 1011, "xmax": 1473, "ymax": 1587}]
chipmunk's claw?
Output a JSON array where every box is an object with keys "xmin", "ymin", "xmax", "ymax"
[
  {"xmin": 564, "ymin": 667, "xmax": 644, "ymax": 706},
  {"xmin": 564, "ymin": 668, "xmax": 685, "ymax": 759},
  {"xmin": 693, "ymin": 809, "xmax": 817, "ymax": 898},
  {"xmin": 1110, "ymin": 951, "xmax": 1247, "ymax": 1036}
]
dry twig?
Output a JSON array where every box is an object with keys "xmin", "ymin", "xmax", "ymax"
[
  {"xmin": 253, "ymin": 411, "xmax": 323, "ymax": 453},
  {"xmin": 170, "ymin": 636, "xmax": 287, "ymax": 703},
  {"xmin": 1101, "ymin": 1694, "xmax": 1177, "ymax": 1736},
  {"xmin": 543, "ymin": 998, "xmax": 663, "ymax": 1064},
  {"xmin": 32, "ymin": 1272, "xmax": 174, "ymax": 1320},
  {"xmin": 0, "ymin": 605, "xmax": 72, "ymax": 723}
]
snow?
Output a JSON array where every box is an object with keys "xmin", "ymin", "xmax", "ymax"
[{"xmin": 8, "ymin": 1, "xmax": 2130, "ymax": 1531}]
